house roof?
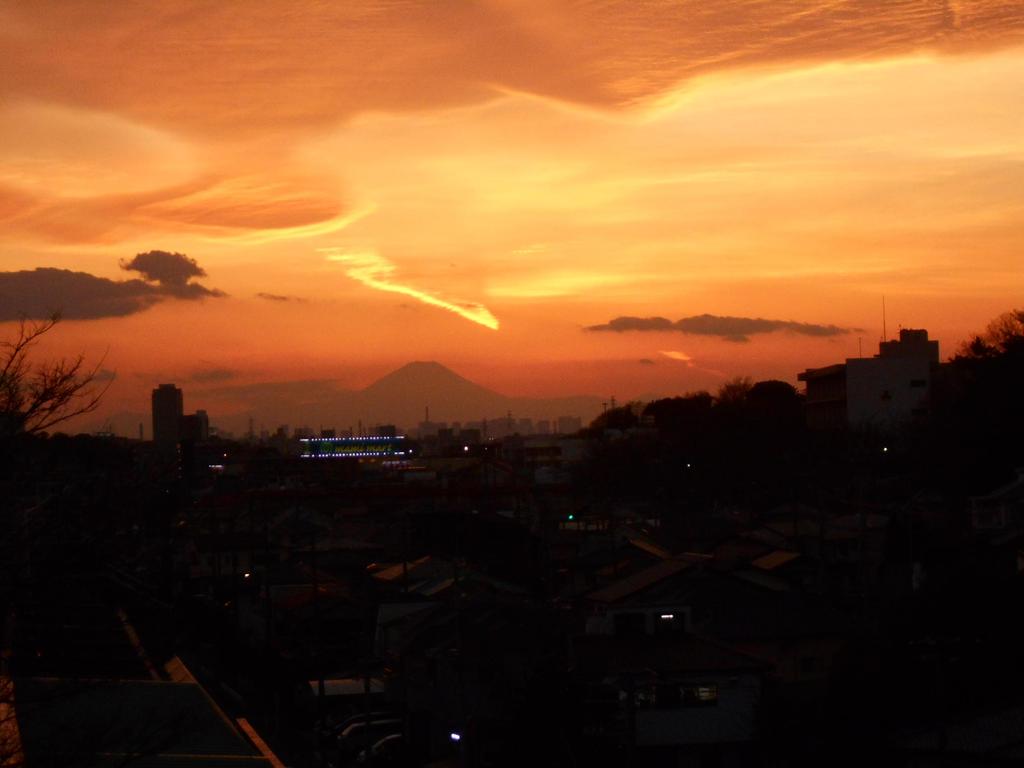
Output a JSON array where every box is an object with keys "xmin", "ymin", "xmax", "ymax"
[
  {"xmin": 307, "ymin": 677, "xmax": 386, "ymax": 697},
  {"xmin": 572, "ymin": 634, "xmax": 768, "ymax": 676},
  {"xmin": 678, "ymin": 572, "xmax": 851, "ymax": 641},
  {"xmin": 972, "ymin": 470, "xmax": 1024, "ymax": 504},
  {"xmin": 270, "ymin": 582, "xmax": 353, "ymax": 611},
  {"xmin": 372, "ymin": 556, "xmax": 447, "ymax": 583},
  {"xmin": 414, "ymin": 576, "xmax": 456, "ymax": 596},
  {"xmin": 586, "ymin": 557, "xmax": 694, "ymax": 604},
  {"xmin": 193, "ymin": 532, "xmax": 265, "ymax": 553},
  {"xmin": 627, "ymin": 535, "xmax": 672, "ymax": 561},
  {"xmin": 904, "ymin": 704, "xmax": 1024, "ymax": 757},
  {"xmin": 751, "ymin": 512, "xmax": 889, "ymax": 543},
  {"xmin": 709, "ymin": 538, "xmax": 773, "ymax": 569},
  {"xmin": 751, "ymin": 550, "xmax": 800, "ymax": 571}
]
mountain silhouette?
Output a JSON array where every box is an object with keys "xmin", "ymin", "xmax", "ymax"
[
  {"xmin": 356, "ymin": 361, "xmax": 605, "ymax": 427},
  {"xmin": 357, "ymin": 361, "xmax": 511, "ymax": 423}
]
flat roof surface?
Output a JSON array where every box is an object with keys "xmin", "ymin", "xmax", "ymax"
[
  {"xmin": 797, "ymin": 363, "xmax": 846, "ymax": 381},
  {"xmin": 14, "ymin": 678, "xmax": 273, "ymax": 768}
]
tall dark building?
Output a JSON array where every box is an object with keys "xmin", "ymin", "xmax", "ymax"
[
  {"xmin": 152, "ymin": 383, "xmax": 183, "ymax": 448},
  {"xmin": 180, "ymin": 409, "xmax": 209, "ymax": 442}
]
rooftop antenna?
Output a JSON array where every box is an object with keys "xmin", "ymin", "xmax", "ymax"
[
  {"xmin": 858, "ymin": 337, "xmax": 863, "ymax": 358},
  {"xmin": 882, "ymin": 296, "xmax": 887, "ymax": 342}
]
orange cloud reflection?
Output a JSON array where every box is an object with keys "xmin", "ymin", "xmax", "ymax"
[{"xmin": 322, "ymin": 248, "xmax": 499, "ymax": 330}]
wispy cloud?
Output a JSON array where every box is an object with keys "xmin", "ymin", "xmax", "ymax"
[
  {"xmin": 213, "ymin": 205, "xmax": 374, "ymax": 245},
  {"xmin": 659, "ymin": 349, "xmax": 728, "ymax": 378},
  {"xmin": 321, "ymin": 248, "xmax": 499, "ymax": 330},
  {"xmin": 659, "ymin": 350, "xmax": 693, "ymax": 364},
  {"xmin": 488, "ymin": 269, "xmax": 649, "ymax": 299},
  {"xmin": 588, "ymin": 313, "xmax": 856, "ymax": 342},
  {"xmin": 256, "ymin": 292, "xmax": 306, "ymax": 303},
  {"xmin": 4, "ymin": 3, "xmax": 1020, "ymax": 137},
  {"xmin": 190, "ymin": 367, "xmax": 239, "ymax": 384},
  {"xmin": 0, "ymin": 171, "xmax": 354, "ymax": 246}
]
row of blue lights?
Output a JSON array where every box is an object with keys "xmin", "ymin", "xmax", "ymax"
[
  {"xmin": 301, "ymin": 451, "xmax": 409, "ymax": 458},
  {"xmin": 299, "ymin": 436, "xmax": 407, "ymax": 442}
]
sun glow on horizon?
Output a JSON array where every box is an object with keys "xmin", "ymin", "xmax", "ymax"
[{"xmin": 1, "ymin": 3, "xmax": 1022, "ymax": 425}]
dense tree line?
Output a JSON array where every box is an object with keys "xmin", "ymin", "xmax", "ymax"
[{"xmin": 580, "ymin": 308, "xmax": 1024, "ymax": 517}]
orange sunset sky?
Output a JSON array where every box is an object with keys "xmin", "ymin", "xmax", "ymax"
[{"xmin": 2, "ymin": 2, "xmax": 1023, "ymax": 430}]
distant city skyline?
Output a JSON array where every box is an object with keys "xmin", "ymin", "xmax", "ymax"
[{"xmin": 125, "ymin": 361, "xmax": 597, "ymax": 440}]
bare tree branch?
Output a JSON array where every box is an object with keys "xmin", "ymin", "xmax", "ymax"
[{"xmin": 0, "ymin": 313, "xmax": 111, "ymax": 439}]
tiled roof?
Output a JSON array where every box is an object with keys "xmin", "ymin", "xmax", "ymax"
[
  {"xmin": 586, "ymin": 558, "xmax": 694, "ymax": 604},
  {"xmin": 751, "ymin": 550, "xmax": 800, "ymax": 571}
]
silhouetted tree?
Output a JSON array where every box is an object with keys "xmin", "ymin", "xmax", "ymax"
[
  {"xmin": 746, "ymin": 379, "xmax": 803, "ymax": 433},
  {"xmin": 587, "ymin": 402, "xmax": 641, "ymax": 432},
  {"xmin": 1, "ymin": 316, "xmax": 114, "ymax": 766},
  {"xmin": 642, "ymin": 392, "xmax": 714, "ymax": 433},
  {"xmin": 0, "ymin": 314, "xmax": 109, "ymax": 441},
  {"xmin": 954, "ymin": 308, "xmax": 1024, "ymax": 360},
  {"xmin": 913, "ymin": 308, "xmax": 1024, "ymax": 492},
  {"xmin": 715, "ymin": 375, "xmax": 753, "ymax": 407},
  {"xmin": 747, "ymin": 379, "xmax": 800, "ymax": 411}
]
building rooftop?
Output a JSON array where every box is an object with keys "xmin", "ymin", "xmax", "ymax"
[
  {"xmin": 797, "ymin": 363, "xmax": 846, "ymax": 381},
  {"xmin": 14, "ymin": 678, "xmax": 274, "ymax": 768}
]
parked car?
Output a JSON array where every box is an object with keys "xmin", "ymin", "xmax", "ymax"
[
  {"xmin": 337, "ymin": 717, "xmax": 403, "ymax": 761},
  {"xmin": 356, "ymin": 733, "xmax": 408, "ymax": 766}
]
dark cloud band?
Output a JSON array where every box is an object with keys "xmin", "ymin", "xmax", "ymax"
[
  {"xmin": 0, "ymin": 251, "xmax": 223, "ymax": 321},
  {"xmin": 190, "ymin": 367, "xmax": 239, "ymax": 383},
  {"xmin": 256, "ymin": 292, "xmax": 305, "ymax": 303},
  {"xmin": 587, "ymin": 313, "xmax": 856, "ymax": 342},
  {"xmin": 119, "ymin": 250, "xmax": 217, "ymax": 297}
]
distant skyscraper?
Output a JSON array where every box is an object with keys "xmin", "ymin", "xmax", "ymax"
[
  {"xmin": 180, "ymin": 409, "xmax": 209, "ymax": 442},
  {"xmin": 152, "ymin": 384, "xmax": 183, "ymax": 448},
  {"xmin": 557, "ymin": 415, "xmax": 582, "ymax": 435}
]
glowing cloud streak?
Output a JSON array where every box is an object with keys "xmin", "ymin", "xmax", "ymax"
[
  {"xmin": 211, "ymin": 205, "xmax": 376, "ymax": 245},
  {"xmin": 659, "ymin": 350, "xmax": 693, "ymax": 364},
  {"xmin": 322, "ymin": 248, "xmax": 499, "ymax": 330},
  {"xmin": 660, "ymin": 349, "xmax": 727, "ymax": 378}
]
